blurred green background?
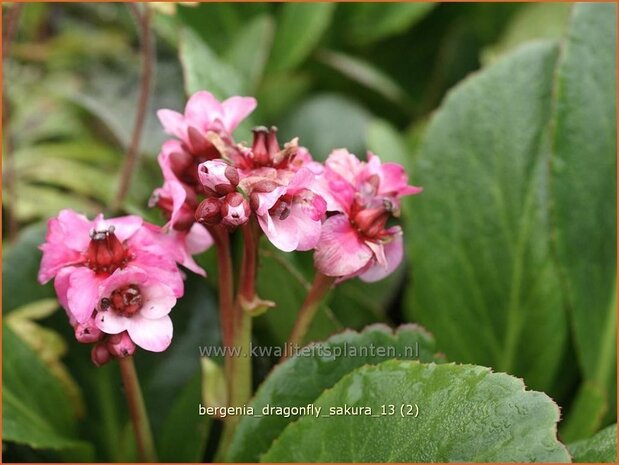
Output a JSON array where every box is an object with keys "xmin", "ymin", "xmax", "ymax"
[{"xmin": 2, "ymin": 2, "xmax": 616, "ymax": 462}]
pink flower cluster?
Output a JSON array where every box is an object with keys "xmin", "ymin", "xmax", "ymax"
[
  {"xmin": 153, "ymin": 91, "xmax": 421, "ymax": 278},
  {"xmin": 38, "ymin": 210, "xmax": 209, "ymax": 365},
  {"xmin": 38, "ymin": 90, "xmax": 420, "ymax": 365}
]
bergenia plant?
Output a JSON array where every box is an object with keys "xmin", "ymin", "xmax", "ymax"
[{"xmin": 38, "ymin": 90, "xmax": 420, "ymax": 461}]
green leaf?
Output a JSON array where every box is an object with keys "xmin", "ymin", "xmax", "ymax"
[
  {"xmin": 568, "ymin": 423, "xmax": 617, "ymax": 463},
  {"xmin": 255, "ymin": 72, "xmax": 312, "ymax": 121},
  {"xmin": 3, "ymin": 222, "xmax": 54, "ymax": 312},
  {"xmin": 316, "ymin": 49, "xmax": 412, "ymax": 109},
  {"xmin": 223, "ymin": 14, "xmax": 275, "ymax": 93},
  {"xmin": 405, "ymin": 41, "xmax": 567, "ymax": 392},
  {"xmin": 341, "ymin": 3, "xmax": 435, "ymax": 45},
  {"xmin": 3, "ymin": 325, "xmax": 93, "ymax": 460},
  {"xmin": 6, "ymin": 183, "xmax": 101, "ymax": 223},
  {"xmin": 13, "ymin": 140, "xmax": 120, "ymax": 167},
  {"xmin": 177, "ymin": 3, "xmax": 271, "ymax": 56},
  {"xmin": 267, "ymin": 3, "xmax": 335, "ymax": 73},
  {"xmin": 366, "ymin": 118, "xmax": 411, "ymax": 169},
  {"xmin": 482, "ymin": 3, "xmax": 572, "ymax": 65},
  {"xmin": 560, "ymin": 381, "xmax": 607, "ymax": 444},
  {"xmin": 278, "ymin": 94, "xmax": 372, "ymax": 160},
  {"xmin": 550, "ymin": 3, "xmax": 617, "ymax": 434},
  {"xmin": 6, "ymin": 299, "xmax": 85, "ymax": 418},
  {"xmin": 228, "ymin": 324, "xmax": 443, "ymax": 462},
  {"xmin": 15, "ymin": 156, "xmax": 116, "ymax": 203},
  {"xmin": 158, "ymin": 374, "xmax": 211, "ymax": 462},
  {"xmin": 262, "ymin": 360, "xmax": 570, "ymax": 462},
  {"xmin": 180, "ymin": 27, "xmax": 246, "ymax": 98}
]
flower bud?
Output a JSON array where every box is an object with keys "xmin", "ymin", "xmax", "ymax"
[
  {"xmin": 91, "ymin": 343, "xmax": 112, "ymax": 367},
  {"xmin": 221, "ymin": 192, "xmax": 250, "ymax": 229},
  {"xmin": 107, "ymin": 332, "xmax": 136, "ymax": 358},
  {"xmin": 198, "ymin": 160, "xmax": 239, "ymax": 195},
  {"xmin": 75, "ymin": 319, "xmax": 103, "ymax": 344},
  {"xmin": 195, "ymin": 197, "xmax": 223, "ymax": 225}
]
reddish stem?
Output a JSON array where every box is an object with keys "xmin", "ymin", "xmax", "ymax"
[
  {"xmin": 238, "ymin": 218, "xmax": 259, "ymax": 303},
  {"xmin": 285, "ymin": 272, "xmax": 335, "ymax": 356},
  {"xmin": 113, "ymin": 4, "xmax": 153, "ymax": 211},
  {"xmin": 118, "ymin": 357, "xmax": 157, "ymax": 462},
  {"xmin": 208, "ymin": 226, "xmax": 235, "ymax": 354}
]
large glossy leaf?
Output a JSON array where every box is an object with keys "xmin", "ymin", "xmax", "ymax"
[
  {"xmin": 228, "ymin": 324, "xmax": 443, "ymax": 462},
  {"xmin": 3, "ymin": 325, "xmax": 93, "ymax": 460},
  {"xmin": 267, "ymin": 3, "xmax": 335, "ymax": 73},
  {"xmin": 405, "ymin": 41, "xmax": 567, "ymax": 392},
  {"xmin": 568, "ymin": 423, "xmax": 617, "ymax": 463},
  {"xmin": 262, "ymin": 360, "xmax": 570, "ymax": 462},
  {"xmin": 550, "ymin": 3, "xmax": 617, "ymax": 437}
]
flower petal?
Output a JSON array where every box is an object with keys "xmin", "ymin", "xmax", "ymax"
[
  {"xmin": 128, "ymin": 315, "xmax": 173, "ymax": 352},
  {"xmin": 157, "ymin": 109, "xmax": 187, "ymax": 140},
  {"xmin": 185, "ymin": 91, "xmax": 224, "ymax": 131},
  {"xmin": 140, "ymin": 283, "xmax": 176, "ymax": 319},
  {"xmin": 67, "ymin": 268, "xmax": 103, "ymax": 323},
  {"xmin": 359, "ymin": 233, "xmax": 404, "ymax": 282},
  {"xmin": 53, "ymin": 267, "xmax": 73, "ymax": 312},
  {"xmin": 95, "ymin": 310, "xmax": 130, "ymax": 334},
  {"xmin": 221, "ymin": 96, "xmax": 257, "ymax": 132},
  {"xmin": 106, "ymin": 215, "xmax": 144, "ymax": 242},
  {"xmin": 314, "ymin": 214, "xmax": 372, "ymax": 277},
  {"xmin": 99, "ymin": 267, "xmax": 149, "ymax": 298}
]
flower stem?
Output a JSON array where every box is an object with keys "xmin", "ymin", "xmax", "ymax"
[
  {"xmin": 214, "ymin": 221, "xmax": 257, "ymax": 461},
  {"xmin": 285, "ymin": 272, "xmax": 335, "ymax": 356},
  {"xmin": 113, "ymin": 4, "xmax": 154, "ymax": 212},
  {"xmin": 118, "ymin": 357, "xmax": 157, "ymax": 462},
  {"xmin": 209, "ymin": 226, "xmax": 235, "ymax": 376}
]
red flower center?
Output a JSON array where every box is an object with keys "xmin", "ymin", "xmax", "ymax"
[
  {"xmin": 351, "ymin": 198, "xmax": 396, "ymax": 240},
  {"xmin": 85, "ymin": 226, "xmax": 131, "ymax": 274},
  {"xmin": 100, "ymin": 284, "xmax": 143, "ymax": 317}
]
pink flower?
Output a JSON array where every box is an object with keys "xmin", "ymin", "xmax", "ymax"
[
  {"xmin": 157, "ymin": 91, "xmax": 256, "ymax": 156},
  {"xmin": 38, "ymin": 210, "xmax": 142, "ymax": 283},
  {"xmin": 38, "ymin": 210, "xmax": 186, "ymax": 324},
  {"xmin": 253, "ymin": 168, "xmax": 327, "ymax": 252},
  {"xmin": 314, "ymin": 150, "xmax": 420, "ymax": 282},
  {"xmin": 323, "ymin": 149, "xmax": 422, "ymax": 213},
  {"xmin": 94, "ymin": 268, "xmax": 176, "ymax": 352}
]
